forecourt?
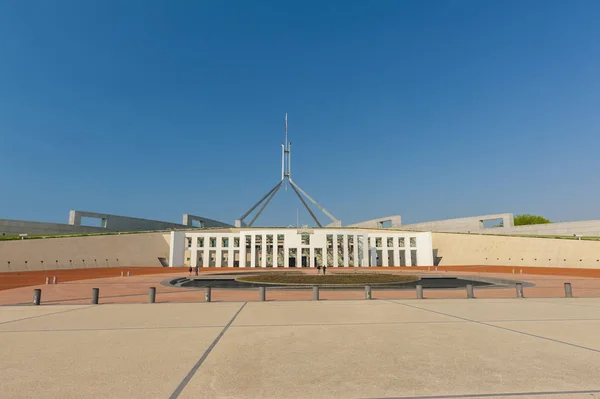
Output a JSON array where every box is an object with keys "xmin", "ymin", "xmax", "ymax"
[{"xmin": 2, "ymin": 298, "xmax": 600, "ymax": 398}]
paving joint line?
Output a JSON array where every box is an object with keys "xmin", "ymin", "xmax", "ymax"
[
  {"xmin": 0, "ymin": 325, "xmax": 226, "ymax": 333},
  {"xmin": 365, "ymin": 388, "xmax": 600, "ymax": 399},
  {"xmin": 169, "ymin": 302, "xmax": 247, "ymax": 399},
  {"xmin": 0, "ymin": 305, "xmax": 94, "ymax": 326},
  {"xmin": 529, "ymin": 298, "xmax": 600, "ymax": 310},
  {"xmin": 385, "ymin": 300, "xmax": 600, "ymax": 354}
]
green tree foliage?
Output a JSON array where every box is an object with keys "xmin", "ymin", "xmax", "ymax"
[{"xmin": 513, "ymin": 214, "xmax": 551, "ymax": 226}]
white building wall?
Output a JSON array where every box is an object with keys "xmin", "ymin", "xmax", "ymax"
[
  {"xmin": 169, "ymin": 231, "xmax": 185, "ymax": 267},
  {"xmin": 174, "ymin": 229, "xmax": 434, "ymax": 268}
]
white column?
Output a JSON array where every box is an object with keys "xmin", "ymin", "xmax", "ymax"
[
  {"xmin": 203, "ymin": 249, "xmax": 209, "ymax": 267},
  {"xmin": 362, "ymin": 233, "xmax": 369, "ymax": 267},
  {"xmin": 309, "ymin": 247, "xmax": 314, "ymax": 268},
  {"xmin": 261, "ymin": 234, "xmax": 267, "ymax": 268},
  {"xmin": 169, "ymin": 231, "xmax": 185, "ymax": 267},
  {"xmin": 333, "ymin": 234, "xmax": 339, "ymax": 267},
  {"xmin": 216, "ymin": 237, "xmax": 222, "ymax": 267},
  {"xmin": 416, "ymin": 233, "xmax": 434, "ymax": 266},
  {"xmin": 228, "ymin": 247, "xmax": 234, "ymax": 267},
  {"xmin": 250, "ymin": 235, "xmax": 256, "ymax": 268},
  {"xmin": 284, "ymin": 243, "xmax": 289, "ymax": 267},
  {"xmin": 353, "ymin": 235, "xmax": 358, "ymax": 267},
  {"xmin": 191, "ymin": 247, "xmax": 198, "ymax": 268},
  {"xmin": 405, "ymin": 247, "xmax": 412, "ymax": 267},
  {"xmin": 240, "ymin": 235, "xmax": 246, "ymax": 268},
  {"xmin": 393, "ymin": 237, "xmax": 400, "ymax": 266},
  {"xmin": 343, "ymin": 235, "xmax": 349, "ymax": 268},
  {"xmin": 382, "ymin": 236, "xmax": 389, "ymax": 267}
]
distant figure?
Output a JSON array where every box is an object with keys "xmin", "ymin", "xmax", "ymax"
[
  {"xmin": 195, "ymin": 266, "xmax": 199, "ymax": 276},
  {"xmin": 188, "ymin": 266, "xmax": 192, "ymax": 276},
  {"xmin": 323, "ymin": 265, "xmax": 327, "ymax": 275},
  {"xmin": 317, "ymin": 265, "xmax": 321, "ymax": 275}
]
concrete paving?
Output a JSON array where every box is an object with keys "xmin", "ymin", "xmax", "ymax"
[{"xmin": 1, "ymin": 299, "xmax": 600, "ymax": 398}]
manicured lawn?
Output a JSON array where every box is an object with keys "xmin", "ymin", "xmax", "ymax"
[{"xmin": 237, "ymin": 272, "xmax": 419, "ymax": 285}]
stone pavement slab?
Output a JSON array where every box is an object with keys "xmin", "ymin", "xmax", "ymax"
[
  {"xmin": 233, "ymin": 300, "xmax": 456, "ymax": 326},
  {"xmin": 0, "ymin": 327, "xmax": 222, "ymax": 398},
  {"xmin": 180, "ymin": 318, "xmax": 600, "ymax": 398},
  {"xmin": 0, "ymin": 305, "xmax": 91, "ymax": 324},
  {"xmin": 0, "ymin": 302, "xmax": 242, "ymax": 332},
  {"xmin": 389, "ymin": 298, "xmax": 600, "ymax": 322},
  {"xmin": 2, "ymin": 299, "xmax": 600, "ymax": 398},
  {"xmin": 486, "ymin": 320, "xmax": 600, "ymax": 352}
]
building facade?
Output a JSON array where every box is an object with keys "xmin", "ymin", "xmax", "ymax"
[{"xmin": 169, "ymin": 228, "xmax": 433, "ymax": 268}]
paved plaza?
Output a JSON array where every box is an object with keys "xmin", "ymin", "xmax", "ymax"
[{"xmin": 2, "ymin": 299, "xmax": 600, "ymax": 398}]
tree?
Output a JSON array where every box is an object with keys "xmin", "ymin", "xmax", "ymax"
[{"xmin": 513, "ymin": 214, "xmax": 551, "ymax": 226}]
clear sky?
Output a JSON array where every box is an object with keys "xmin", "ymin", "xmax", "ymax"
[{"xmin": 1, "ymin": 0, "xmax": 599, "ymax": 227}]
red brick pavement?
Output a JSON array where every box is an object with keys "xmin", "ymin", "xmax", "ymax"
[{"xmin": 1, "ymin": 267, "xmax": 599, "ymax": 305}]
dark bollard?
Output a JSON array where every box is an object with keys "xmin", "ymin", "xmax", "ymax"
[
  {"xmin": 365, "ymin": 285, "xmax": 372, "ymax": 300},
  {"xmin": 564, "ymin": 282, "xmax": 573, "ymax": 298},
  {"xmin": 259, "ymin": 286, "xmax": 266, "ymax": 301},
  {"xmin": 53, "ymin": 276, "xmax": 58, "ymax": 284},
  {"xmin": 466, "ymin": 284, "xmax": 474, "ymax": 299},
  {"xmin": 148, "ymin": 287, "xmax": 156, "ymax": 303},
  {"xmin": 516, "ymin": 283, "xmax": 524, "ymax": 298},
  {"xmin": 312, "ymin": 286, "xmax": 319, "ymax": 301},
  {"xmin": 91, "ymin": 288, "xmax": 100, "ymax": 304},
  {"xmin": 33, "ymin": 289, "xmax": 41, "ymax": 305},
  {"xmin": 204, "ymin": 287, "xmax": 212, "ymax": 302},
  {"xmin": 416, "ymin": 284, "xmax": 424, "ymax": 299}
]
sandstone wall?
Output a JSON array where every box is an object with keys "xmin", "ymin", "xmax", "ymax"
[
  {"xmin": 433, "ymin": 232, "xmax": 600, "ymax": 268},
  {"xmin": 0, "ymin": 233, "xmax": 169, "ymax": 272}
]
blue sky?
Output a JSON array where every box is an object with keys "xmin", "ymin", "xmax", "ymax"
[{"xmin": 1, "ymin": 0, "xmax": 599, "ymax": 227}]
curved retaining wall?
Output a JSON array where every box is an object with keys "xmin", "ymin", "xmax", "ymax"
[
  {"xmin": 433, "ymin": 232, "xmax": 600, "ymax": 268},
  {"xmin": 0, "ymin": 233, "xmax": 169, "ymax": 272}
]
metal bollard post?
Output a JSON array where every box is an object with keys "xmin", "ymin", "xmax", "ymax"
[
  {"xmin": 312, "ymin": 286, "xmax": 319, "ymax": 301},
  {"xmin": 53, "ymin": 276, "xmax": 58, "ymax": 284},
  {"xmin": 127, "ymin": 271, "xmax": 130, "ymax": 277},
  {"xmin": 148, "ymin": 287, "xmax": 156, "ymax": 303},
  {"xmin": 564, "ymin": 282, "xmax": 573, "ymax": 298},
  {"xmin": 91, "ymin": 288, "xmax": 100, "ymax": 304},
  {"xmin": 33, "ymin": 289, "xmax": 41, "ymax": 305},
  {"xmin": 516, "ymin": 283, "xmax": 524, "ymax": 298},
  {"xmin": 416, "ymin": 284, "xmax": 424, "ymax": 299},
  {"xmin": 204, "ymin": 287, "xmax": 212, "ymax": 302},
  {"xmin": 365, "ymin": 285, "xmax": 372, "ymax": 300},
  {"xmin": 259, "ymin": 287, "xmax": 266, "ymax": 302},
  {"xmin": 466, "ymin": 284, "xmax": 474, "ymax": 299},
  {"xmin": 45, "ymin": 277, "xmax": 50, "ymax": 284}
]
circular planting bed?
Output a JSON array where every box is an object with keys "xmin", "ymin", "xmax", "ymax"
[{"xmin": 236, "ymin": 272, "xmax": 419, "ymax": 286}]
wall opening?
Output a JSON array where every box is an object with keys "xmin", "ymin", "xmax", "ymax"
[
  {"xmin": 379, "ymin": 220, "xmax": 392, "ymax": 228},
  {"xmin": 399, "ymin": 250, "xmax": 406, "ymax": 266},
  {"xmin": 481, "ymin": 218, "xmax": 504, "ymax": 228},
  {"xmin": 314, "ymin": 248, "xmax": 322, "ymax": 267},
  {"xmin": 80, "ymin": 216, "xmax": 105, "ymax": 228},
  {"xmin": 191, "ymin": 219, "xmax": 205, "ymax": 228}
]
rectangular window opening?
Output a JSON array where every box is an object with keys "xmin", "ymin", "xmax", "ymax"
[
  {"xmin": 191, "ymin": 219, "xmax": 205, "ymax": 228},
  {"xmin": 380, "ymin": 220, "xmax": 392, "ymax": 228},
  {"xmin": 481, "ymin": 218, "xmax": 504, "ymax": 228},
  {"xmin": 80, "ymin": 216, "xmax": 105, "ymax": 228}
]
